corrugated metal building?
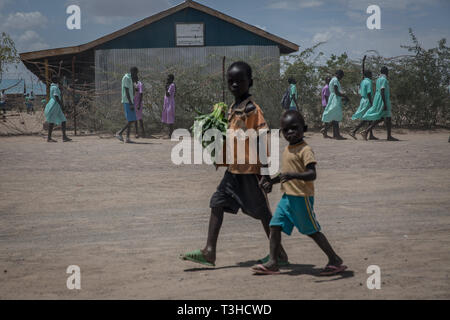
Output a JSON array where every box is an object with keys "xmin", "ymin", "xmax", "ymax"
[{"xmin": 20, "ymin": 0, "xmax": 298, "ymax": 92}]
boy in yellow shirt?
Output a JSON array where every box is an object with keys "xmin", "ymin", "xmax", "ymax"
[{"xmin": 252, "ymin": 110, "xmax": 346, "ymax": 276}]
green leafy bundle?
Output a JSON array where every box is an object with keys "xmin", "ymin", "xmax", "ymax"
[
  {"xmin": 191, "ymin": 102, "xmax": 228, "ymax": 144},
  {"xmin": 191, "ymin": 102, "xmax": 228, "ymax": 161}
]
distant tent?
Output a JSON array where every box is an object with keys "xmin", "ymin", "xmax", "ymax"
[{"xmin": 0, "ymin": 79, "xmax": 46, "ymax": 95}]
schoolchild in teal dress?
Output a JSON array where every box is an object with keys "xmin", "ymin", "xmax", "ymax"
[
  {"xmin": 321, "ymin": 70, "xmax": 349, "ymax": 140},
  {"xmin": 349, "ymin": 55, "xmax": 377, "ymax": 140},
  {"xmin": 361, "ymin": 67, "xmax": 398, "ymax": 141},
  {"xmin": 44, "ymin": 76, "xmax": 72, "ymax": 142}
]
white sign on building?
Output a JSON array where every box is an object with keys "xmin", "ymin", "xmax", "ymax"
[{"xmin": 176, "ymin": 23, "xmax": 204, "ymax": 46}]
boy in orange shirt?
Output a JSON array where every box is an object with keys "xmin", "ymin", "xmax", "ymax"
[{"xmin": 181, "ymin": 61, "xmax": 288, "ymax": 266}]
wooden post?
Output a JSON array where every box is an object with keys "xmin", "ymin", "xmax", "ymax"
[
  {"xmin": 222, "ymin": 56, "xmax": 226, "ymax": 102},
  {"xmin": 45, "ymin": 59, "xmax": 49, "ymax": 101},
  {"xmin": 72, "ymin": 56, "xmax": 77, "ymax": 136}
]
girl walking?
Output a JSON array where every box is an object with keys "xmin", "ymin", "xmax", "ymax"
[
  {"xmin": 161, "ymin": 74, "xmax": 176, "ymax": 138},
  {"xmin": 134, "ymin": 79, "xmax": 145, "ymax": 138},
  {"xmin": 44, "ymin": 76, "xmax": 72, "ymax": 142},
  {"xmin": 349, "ymin": 56, "xmax": 377, "ymax": 140},
  {"xmin": 361, "ymin": 67, "xmax": 398, "ymax": 141},
  {"xmin": 321, "ymin": 70, "xmax": 349, "ymax": 140}
]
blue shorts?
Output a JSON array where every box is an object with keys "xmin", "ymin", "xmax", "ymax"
[
  {"xmin": 123, "ymin": 103, "xmax": 137, "ymax": 122},
  {"xmin": 270, "ymin": 194, "xmax": 321, "ymax": 235}
]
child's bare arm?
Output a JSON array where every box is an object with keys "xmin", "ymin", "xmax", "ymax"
[{"xmin": 280, "ymin": 163, "xmax": 316, "ymax": 182}]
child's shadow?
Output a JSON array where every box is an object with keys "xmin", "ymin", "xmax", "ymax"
[
  {"xmin": 183, "ymin": 260, "xmax": 354, "ymax": 282},
  {"xmin": 183, "ymin": 259, "xmax": 257, "ymax": 272},
  {"xmin": 126, "ymin": 140, "xmax": 160, "ymax": 145},
  {"xmin": 282, "ymin": 263, "xmax": 355, "ymax": 282}
]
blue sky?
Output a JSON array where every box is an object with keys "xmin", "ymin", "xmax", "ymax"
[{"xmin": 1, "ymin": 0, "xmax": 449, "ymax": 80}]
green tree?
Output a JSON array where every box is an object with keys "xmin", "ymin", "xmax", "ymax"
[{"xmin": 0, "ymin": 32, "xmax": 19, "ymax": 82}]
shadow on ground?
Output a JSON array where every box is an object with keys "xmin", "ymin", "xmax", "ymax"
[{"xmin": 183, "ymin": 260, "xmax": 354, "ymax": 281}]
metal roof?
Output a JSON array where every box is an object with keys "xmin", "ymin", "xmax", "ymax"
[{"xmin": 20, "ymin": 0, "xmax": 299, "ymax": 61}]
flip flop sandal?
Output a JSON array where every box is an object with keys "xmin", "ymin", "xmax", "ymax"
[
  {"xmin": 251, "ymin": 264, "xmax": 280, "ymax": 275},
  {"xmin": 318, "ymin": 264, "xmax": 347, "ymax": 276},
  {"xmin": 180, "ymin": 249, "xmax": 215, "ymax": 267},
  {"xmin": 258, "ymin": 254, "xmax": 289, "ymax": 266}
]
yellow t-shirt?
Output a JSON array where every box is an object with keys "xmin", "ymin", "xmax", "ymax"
[{"xmin": 280, "ymin": 141, "xmax": 316, "ymax": 196}]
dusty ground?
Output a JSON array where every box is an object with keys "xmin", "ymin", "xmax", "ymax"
[{"xmin": 0, "ymin": 129, "xmax": 449, "ymax": 299}]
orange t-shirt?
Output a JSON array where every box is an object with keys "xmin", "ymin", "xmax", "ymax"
[{"xmin": 217, "ymin": 97, "xmax": 269, "ymax": 174}]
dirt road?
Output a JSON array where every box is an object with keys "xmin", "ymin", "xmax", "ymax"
[{"xmin": 0, "ymin": 129, "xmax": 449, "ymax": 299}]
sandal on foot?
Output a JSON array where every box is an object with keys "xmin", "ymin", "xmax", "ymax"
[
  {"xmin": 258, "ymin": 254, "xmax": 289, "ymax": 266},
  {"xmin": 360, "ymin": 131, "xmax": 368, "ymax": 141},
  {"xmin": 349, "ymin": 132, "xmax": 357, "ymax": 140},
  {"xmin": 47, "ymin": 138, "xmax": 57, "ymax": 143},
  {"xmin": 180, "ymin": 249, "xmax": 215, "ymax": 267},
  {"xmin": 251, "ymin": 264, "xmax": 280, "ymax": 275},
  {"xmin": 318, "ymin": 264, "xmax": 347, "ymax": 276}
]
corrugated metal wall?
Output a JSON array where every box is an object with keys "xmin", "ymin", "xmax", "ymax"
[{"xmin": 95, "ymin": 45, "xmax": 279, "ymax": 105}]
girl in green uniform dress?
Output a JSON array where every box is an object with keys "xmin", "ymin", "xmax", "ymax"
[
  {"xmin": 321, "ymin": 70, "xmax": 349, "ymax": 140},
  {"xmin": 361, "ymin": 67, "xmax": 398, "ymax": 141},
  {"xmin": 44, "ymin": 76, "xmax": 72, "ymax": 143},
  {"xmin": 350, "ymin": 56, "xmax": 377, "ymax": 140}
]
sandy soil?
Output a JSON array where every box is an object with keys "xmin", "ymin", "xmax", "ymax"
[{"xmin": 0, "ymin": 129, "xmax": 449, "ymax": 299}]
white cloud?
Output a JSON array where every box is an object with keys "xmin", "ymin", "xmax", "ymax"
[
  {"xmin": 299, "ymin": 1, "xmax": 323, "ymax": 8},
  {"xmin": 14, "ymin": 30, "xmax": 49, "ymax": 53},
  {"xmin": 2, "ymin": 11, "xmax": 48, "ymax": 30},
  {"xmin": 267, "ymin": 0, "xmax": 324, "ymax": 10},
  {"xmin": 255, "ymin": 24, "xmax": 267, "ymax": 31},
  {"xmin": 18, "ymin": 30, "xmax": 40, "ymax": 42},
  {"xmin": 312, "ymin": 31, "xmax": 332, "ymax": 43},
  {"xmin": 68, "ymin": 0, "xmax": 171, "ymax": 18}
]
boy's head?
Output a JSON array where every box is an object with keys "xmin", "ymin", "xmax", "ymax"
[
  {"xmin": 227, "ymin": 61, "xmax": 253, "ymax": 99},
  {"xmin": 364, "ymin": 70, "xmax": 373, "ymax": 79},
  {"xmin": 281, "ymin": 110, "xmax": 307, "ymax": 144},
  {"xmin": 380, "ymin": 66, "xmax": 389, "ymax": 76},
  {"xmin": 167, "ymin": 74, "xmax": 175, "ymax": 83},
  {"xmin": 51, "ymin": 75, "xmax": 59, "ymax": 84},
  {"xmin": 130, "ymin": 67, "xmax": 139, "ymax": 81},
  {"xmin": 336, "ymin": 69, "xmax": 344, "ymax": 80},
  {"xmin": 288, "ymin": 77, "xmax": 296, "ymax": 84}
]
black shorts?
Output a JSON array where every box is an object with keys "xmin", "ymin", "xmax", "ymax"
[{"xmin": 210, "ymin": 170, "xmax": 272, "ymax": 220}]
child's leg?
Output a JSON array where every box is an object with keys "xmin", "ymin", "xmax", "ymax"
[
  {"xmin": 47, "ymin": 123, "xmax": 55, "ymax": 141},
  {"xmin": 368, "ymin": 122, "xmax": 378, "ymax": 140},
  {"xmin": 333, "ymin": 121, "xmax": 346, "ymax": 140},
  {"xmin": 117, "ymin": 123, "xmax": 128, "ymax": 136},
  {"xmin": 135, "ymin": 121, "xmax": 138, "ymax": 137},
  {"xmin": 260, "ymin": 226, "xmax": 282, "ymax": 270},
  {"xmin": 202, "ymin": 207, "xmax": 224, "ymax": 264},
  {"xmin": 352, "ymin": 120, "xmax": 366, "ymax": 134},
  {"xmin": 139, "ymin": 119, "xmax": 145, "ymax": 137},
  {"xmin": 361, "ymin": 119, "xmax": 382, "ymax": 140},
  {"xmin": 321, "ymin": 122, "xmax": 331, "ymax": 138},
  {"xmin": 308, "ymin": 231, "xmax": 343, "ymax": 266},
  {"xmin": 126, "ymin": 122, "xmax": 133, "ymax": 139},
  {"xmin": 61, "ymin": 121, "xmax": 72, "ymax": 141},
  {"xmin": 385, "ymin": 117, "xmax": 398, "ymax": 141},
  {"xmin": 260, "ymin": 213, "xmax": 288, "ymax": 262}
]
